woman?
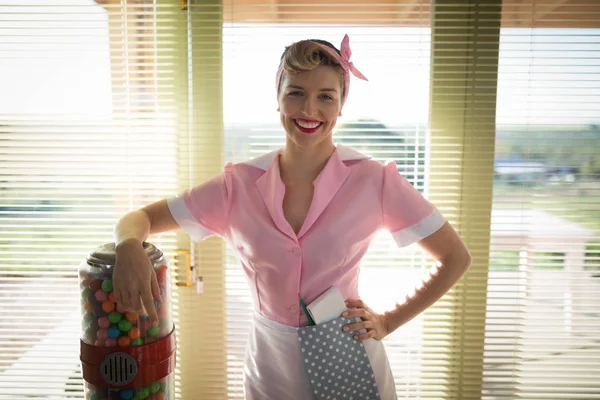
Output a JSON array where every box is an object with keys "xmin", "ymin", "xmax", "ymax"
[{"xmin": 113, "ymin": 35, "xmax": 471, "ymax": 399}]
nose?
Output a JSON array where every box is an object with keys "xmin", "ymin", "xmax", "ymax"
[{"xmin": 302, "ymin": 97, "xmax": 318, "ymax": 117}]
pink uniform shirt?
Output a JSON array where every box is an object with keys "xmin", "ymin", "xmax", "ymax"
[{"xmin": 167, "ymin": 144, "xmax": 446, "ymax": 327}]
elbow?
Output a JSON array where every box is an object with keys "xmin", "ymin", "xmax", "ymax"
[
  {"xmin": 456, "ymin": 245, "xmax": 472, "ymax": 277},
  {"xmin": 463, "ymin": 248, "xmax": 472, "ymax": 272},
  {"xmin": 446, "ymin": 244, "xmax": 471, "ymax": 278}
]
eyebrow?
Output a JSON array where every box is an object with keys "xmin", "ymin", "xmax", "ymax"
[{"xmin": 286, "ymin": 85, "xmax": 338, "ymax": 93}]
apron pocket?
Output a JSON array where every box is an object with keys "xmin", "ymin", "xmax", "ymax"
[{"xmin": 297, "ymin": 316, "xmax": 381, "ymax": 399}]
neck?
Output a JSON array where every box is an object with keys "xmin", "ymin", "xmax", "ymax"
[{"xmin": 279, "ymin": 140, "xmax": 336, "ymax": 183}]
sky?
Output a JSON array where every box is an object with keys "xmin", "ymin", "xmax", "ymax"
[{"xmin": 0, "ymin": 1, "xmax": 598, "ymax": 127}]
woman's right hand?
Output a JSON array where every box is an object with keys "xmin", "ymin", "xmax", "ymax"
[{"xmin": 113, "ymin": 239, "xmax": 162, "ymax": 324}]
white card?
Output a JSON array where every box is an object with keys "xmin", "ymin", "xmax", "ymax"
[{"xmin": 307, "ymin": 286, "xmax": 347, "ymax": 325}]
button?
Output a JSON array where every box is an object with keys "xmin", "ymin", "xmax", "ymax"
[{"xmin": 288, "ymin": 305, "xmax": 298, "ymax": 313}]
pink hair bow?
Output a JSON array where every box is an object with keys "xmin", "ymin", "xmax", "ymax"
[{"xmin": 276, "ymin": 34, "xmax": 368, "ymax": 105}]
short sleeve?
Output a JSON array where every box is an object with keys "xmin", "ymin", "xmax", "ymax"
[
  {"xmin": 382, "ymin": 161, "xmax": 446, "ymax": 247},
  {"xmin": 167, "ymin": 163, "xmax": 233, "ymax": 242}
]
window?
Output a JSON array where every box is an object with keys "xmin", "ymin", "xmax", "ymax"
[
  {"xmin": 0, "ymin": 1, "xmax": 181, "ymax": 397},
  {"xmin": 222, "ymin": 24, "xmax": 432, "ymax": 397},
  {"xmin": 484, "ymin": 16, "xmax": 600, "ymax": 400},
  {"xmin": 1, "ymin": 0, "xmax": 598, "ymax": 399}
]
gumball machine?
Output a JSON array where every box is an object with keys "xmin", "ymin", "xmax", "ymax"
[{"xmin": 78, "ymin": 242, "xmax": 176, "ymax": 400}]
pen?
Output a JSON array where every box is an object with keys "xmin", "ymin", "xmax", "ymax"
[{"xmin": 299, "ymin": 297, "xmax": 316, "ymax": 326}]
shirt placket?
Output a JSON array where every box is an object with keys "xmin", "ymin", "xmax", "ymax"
[{"xmin": 287, "ymin": 241, "xmax": 302, "ymax": 325}]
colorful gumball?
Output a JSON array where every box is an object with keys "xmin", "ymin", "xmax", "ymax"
[
  {"xmin": 118, "ymin": 336, "xmax": 131, "ymax": 347},
  {"xmin": 102, "ymin": 300, "xmax": 115, "ymax": 313},
  {"xmin": 83, "ymin": 312, "xmax": 94, "ymax": 324},
  {"xmin": 128, "ymin": 327, "xmax": 141, "ymax": 340},
  {"xmin": 131, "ymin": 338, "xmax": 144, "ymax": 346},
  {"xmin": 119, "ymin": 388, "xmax": 134, "ymax": 400},
  {"xmin": 101, "ymin": 279, "xmax": 113, "ymax": 292},
  {"xmin": 82, "ymin": 288, "xmax": 93, "ymax": 301},
  {"xmin": 85, "ymin": 327, "xmax": 97, "ymax": 342},
  {"xmin": 94, "ymin": 338, "xmax": 105, "ymax": 347},
  {"xmin": 108, "ymin": 326, "xmax": 121, "ymax": 338},
  {"xmin": 125, "ymin": 312, "xmax": 138, "ymax": 322},
  {"xmin": 84, "ymin": 302, "xmax": 93, "ymax": 313},
  {"xmin": 147, "ymin": 325, "xmax": 159, "ymax": 337},
  {"xmin": 118, "ymin": 319, "xmax": 132, "ymax": 332},
  {"xmin": 148, "ymin": 393, "xmax": 165, "ymax": 400},
  {"xmin": 108, "ymin": 311, "xmax": 122, "ymax": 324},
  {"xmin": 104, "ymin": 337, "xmax": 117, "ymax": 347},
  {"xmin": 107, "ymin": 390, "xmax": 121, "ymax": 400},
  {"xmin": 97, "ymin": 328, "xmax": 108, "ymax": 340},
  {"xmin": 149, "ymin": 382, "xmax": 161, "ymax": 394},
  {"xmin": 95, "ymin": 290, "xmax": 107, "ymax": 302},
  {"xmin": 136, "ymin": 386, "xmax": 149, "ymax": 399},
  {"xmin": 92, "ymin": 302, "xmax": 106, "ymax": 317},
  {"xmin": 81, "ymin": 276, "xmax": 92, "ymax": 289},
  {"xmin": 89, "ymin": 279, "xmax": 102, "ymax": 292},
  {"xmin": 89, "ymin": 318, "xmax": 99, "ymax": 331},
  {"xmin": 98, "ymin": 317, "xmax": 110, "ymax": 329},
  {"xmin": 158, "ymin": 328, "xmax": 168, "ymax": 338},
  {"xmin": 109, "ymin": 292, "xmax": 115, "ymax": 303}
]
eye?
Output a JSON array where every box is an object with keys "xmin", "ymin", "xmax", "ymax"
[
  {"xmin": 288, "ymin": 91, "xmax": 302, "ymax": 96},
  {"xmin": 320, "ymin": 94, "xmax": 333, "ymax": 100}
]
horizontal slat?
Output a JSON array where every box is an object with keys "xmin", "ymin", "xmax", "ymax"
[{"xmin": 1, "ymin": 2, "xmax": 599, "ymax": 400}]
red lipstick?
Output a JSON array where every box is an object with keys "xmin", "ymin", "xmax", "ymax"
[{"xmin": 294, "ymin": 119, "xmax": 323, "ymax": 134}]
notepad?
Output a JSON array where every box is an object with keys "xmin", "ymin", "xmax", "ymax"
[
  {"xmin": 297, "ymin": 316, "xmax": 380, "ymax": 399},
  {"xmin": 306, "ymin": 286, "xmax": 347, "ymax": 325}
]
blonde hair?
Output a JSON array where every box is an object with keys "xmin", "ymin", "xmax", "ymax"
[{"xmin": 278, "ymin": 40, "xmax": 345, "ymax": 96}]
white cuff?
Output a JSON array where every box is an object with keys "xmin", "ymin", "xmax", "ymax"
[
  {"xmin": 167, "ymin": 196, "xmax": 213, "ymax": 242},
  {"xmin": 391, "ymin": 209, "xmax": 446, "ymax": 248}
]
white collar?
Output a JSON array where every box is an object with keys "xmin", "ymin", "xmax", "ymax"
[{"xmin": 242, "ymin": 144, "xmax": 370, "ymax": 171}]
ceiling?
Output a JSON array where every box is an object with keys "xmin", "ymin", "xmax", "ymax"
[{"xmin": 220, "ymin": 0, "xmax": 600, "ymax": 28}]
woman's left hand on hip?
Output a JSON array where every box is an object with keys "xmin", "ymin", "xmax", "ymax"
[{"xmin": 342, "ymin": 299, "xmax": 388, "ymax": 341}]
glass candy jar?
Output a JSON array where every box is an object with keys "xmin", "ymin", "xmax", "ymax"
[{"xmin": 78, "ymin": 242, "xmax": 176, "ymax": 400}]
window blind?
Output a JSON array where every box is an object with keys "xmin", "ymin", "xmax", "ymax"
[
  {"xmin": 0, "ymin": 1, "xmax": 187, "ymax": 398},
  {"xmin": 1, "ymin": 1, "xmax": 599, "ymax": 399},
  {"xmin": 483, "ymin": 0, "xmax": 600, "ymax": 398}
]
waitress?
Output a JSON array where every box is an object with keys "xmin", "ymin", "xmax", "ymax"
[{"xmin": 111, "ymin": 35, "xmax": 471, "ymax": 399}]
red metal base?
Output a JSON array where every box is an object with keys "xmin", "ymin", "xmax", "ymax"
[{"xmin": 80, "ymin": 329, "xmax": 176, "ymax": 388}]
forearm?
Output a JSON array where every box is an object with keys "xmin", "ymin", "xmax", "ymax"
[
  {"xmin": 113, "ymin": 210, "xmax": 151, "ymax": 248},
  {"xmin": 383, "ymin": 258, "xmax": 471, "ymax": 335}
]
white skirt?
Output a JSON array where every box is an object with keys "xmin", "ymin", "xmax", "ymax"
[{"xmin": 244, "ymin": 311, "xmax": 398, "ymax": 400}]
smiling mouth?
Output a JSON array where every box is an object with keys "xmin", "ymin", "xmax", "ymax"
[{"xmin": 294, "ymin": 119, "xmax": 323, "ymax": 134}]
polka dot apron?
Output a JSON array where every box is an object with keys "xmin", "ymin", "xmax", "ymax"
[
  {"xmin": 244, "ymin": 311, "xmax": 398, "ymax": 400},
  {"xmin": 298, "ymin": 316, "xmax": 380, "ymax": 399}
]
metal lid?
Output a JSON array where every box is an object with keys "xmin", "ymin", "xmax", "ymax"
[{"xmin": 86, "ymin": 242, "xmax": 163, "ymax": 269}]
